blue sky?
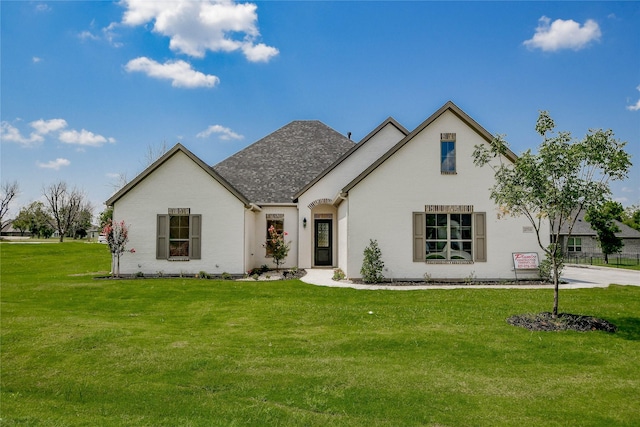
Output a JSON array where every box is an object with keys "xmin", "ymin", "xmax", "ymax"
[{"xmin": 2, "ymin": 1, "xmax": 639, "ymax": 219}]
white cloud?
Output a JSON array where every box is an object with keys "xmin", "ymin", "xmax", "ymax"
[
  {"xmin": 37, "ymin": 158, "xmax": 71, "ymax": 170},
  {"xmin": 30, "ymin": 118, "xmax": 68, "ymax": 135},
  {"xmin": 125, "ymin": 57, "xmax": 219, "ymax": 88},
  {"xmin": 35, "ymin": 3, "xmax": 51, "ymax": 13},
  {"xmin": 627, "ymin": 85, "xmax": 640, "ymax": 111},
  {"xmin": 2, "ymin": 118, "xmax": 114, "ymax": 148},
  {"xmin": 196, "ymin": 124, "xmax": 243, "ymax": 140},
  {"xmin": 523, "ymin": 16, "xmax": 601, "ymax": 51},
  {"xmin": 59, "ymin": 129, "xmax": 115, "ymax": 147},
  {"xmin": 0, "ymin": 121, "xmax": 44, "ymax": 145},
  {"xmin": 32, "ymin": 56, "xmax": 43, "ymax": 63},
  {"xmin": 119, "ymin": 0, "xmax": 278, "ymax": 62}
]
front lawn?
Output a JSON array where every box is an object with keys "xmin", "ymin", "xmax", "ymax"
[{"xmin": 1, "ymin": 242, "xmax": 639, "ymax": 426}]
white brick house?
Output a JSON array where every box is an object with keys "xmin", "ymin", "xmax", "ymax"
[{"xmin": 106, "ymin": 101, "xmax": 547, "ymax": 280}]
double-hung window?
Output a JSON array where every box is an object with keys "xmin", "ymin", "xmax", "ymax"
[
  {"xmin": 413, "ymin": 206, "xmax": 486, "ymax": 263},
  {"xmin": 567, "ymin": 237, "xmax": 582, "ymax": 252},
  {"xmin": 157, "ymin": 209, "xmax": 201, "ymax": 260},
  {"xmin": 441, "ymin": 133, "xmax": 456, "ymax": 174}
]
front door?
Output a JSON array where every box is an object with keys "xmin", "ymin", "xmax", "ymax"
[{"xmin": 314, "ymin": 219, "xmax": 332, "ymax": 266}]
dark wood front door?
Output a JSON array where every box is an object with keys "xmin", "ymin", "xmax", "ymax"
[{"xmin": 314, "ymin": 219, "xmax": 332, "ymax": 266}]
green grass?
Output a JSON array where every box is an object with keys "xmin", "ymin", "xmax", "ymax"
[{"xmin": 2, "ymin": 242, "xmax": 640, "ymax": 426}]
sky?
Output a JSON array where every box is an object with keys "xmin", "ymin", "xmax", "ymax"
[{"xmin": 2, "ymin": 0, "xmax": 639, "ymax": 221}]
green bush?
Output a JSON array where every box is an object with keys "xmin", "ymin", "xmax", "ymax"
[
  {"xmin": 332, "ymin": 268, "xmax": 346, "ymax": 281},
  {"xmin": 360, "ymin": 239, "xmax": 385, "ymax": 283}
]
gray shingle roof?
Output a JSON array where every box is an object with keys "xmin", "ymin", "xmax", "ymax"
[
  {"xmin": 212, "ymin": 121, "xmax": 355, "ymax": 204},
  {"xmin": 558, "ymin": 210, "xmax": 640, "ymax": 238}
]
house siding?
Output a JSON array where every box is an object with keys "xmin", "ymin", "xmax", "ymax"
[
  {"xmin": 345, "ymin": 110, "xmax": 546, "ymax": 280},
  {"xmin": 113, "ymin": 151, "xmax": 246, "ymax": 276},
  {"xmin": 297, "ymin": 121, "xmax": 407, "ymax": 269}
]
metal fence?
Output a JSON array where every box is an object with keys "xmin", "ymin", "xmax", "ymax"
[{"xmin": 564, "ymin": 252, "xmax": 640, "ymax": 267}]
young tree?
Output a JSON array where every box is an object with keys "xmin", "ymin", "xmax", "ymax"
[
  {"xmin": 102, "ymin": 220, "xmax": 133, "ymax": 278},
  {"xmin": 264, "ymin": 224, "xmax": 290, "ymax": 271},
  {"xmin": 0, "ymin": 181, "xmax": 20, "ymax": 229},
  {"xmin": 42, "ymin": 181, "xmax": 85, "ymax": 242},
  {"xmin": 585, "ymin": 201, "xmax": 624, "ymax": 264},
  {"xmin": 473, "ymin": 111, "xmax": 631, "ymax": 317}
]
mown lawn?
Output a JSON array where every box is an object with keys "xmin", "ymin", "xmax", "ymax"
[{"xmin": 1, "ymin": 241, "xmax": 639, "ymax": 426}]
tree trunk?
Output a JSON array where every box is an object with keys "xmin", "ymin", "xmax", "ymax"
[{"xmin": 552, "ymin": 257, "xmax": 559, "ymax": 318}]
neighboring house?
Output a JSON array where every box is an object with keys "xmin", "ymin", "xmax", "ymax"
[
  {"xmin": 106, "ymin": 101, "xmax": 547, "ymax": 280},
  {"xmin": 1, "ymin": 220, "xmax": 31, "ymax": 237},
  {"xmin": 557, "ymin": 211, "xmax": 640, "ymax": 255}
]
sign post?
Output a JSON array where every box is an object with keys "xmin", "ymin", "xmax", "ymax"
[{"xmin": 512, "ymin": 252, "xmax": 540, "ymax": 281}]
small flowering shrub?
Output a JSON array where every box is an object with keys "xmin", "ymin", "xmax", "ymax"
[
  {"xmin": 264, "ymin": 225, "xmax": 290, "ymax": 271},
  {"xmin": 102, "ymin": 220, "xmax": 134, "ymax": 278}
]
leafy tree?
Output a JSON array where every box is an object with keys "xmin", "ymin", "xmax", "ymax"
[
  {"xmin": 0, "ymin": 181, "xmax": 19, "ymax": 229},
  {"xmin": 473, "ymin": 111, "xmax": 631, "ymax": 317},
  {"xmin": 68, "ymin": 201, "xmax": 94, "ymax": 239},
  {"xmin": 585, "ymin": 201, "xmax": 624, "ymax": 264},
  {"xmin": 42, "ymin": 181, "xmax": 85, "ymax": 242},
  {"xmin": 361, "ymin": 239, "xmax": 385, "ymax": 284},
  {"xmin": 621, "ymin": 205, "xmax": 640, "ymax": 231},
  {"xmin": 13, "ymin": 201, "xmax": 54, "ymax": 238},
  {"xmin": 98, "ymin": 207, "xmax": 113, "ymax": 228}
]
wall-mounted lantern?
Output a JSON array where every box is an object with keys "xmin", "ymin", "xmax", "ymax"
[{"xmin": 303, "ymin": 217, "xmax": 307, "ymax": 228}]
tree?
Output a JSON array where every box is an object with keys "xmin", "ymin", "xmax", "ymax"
[
  {"xmin": 585, "ymin": 201, "xmax": 624, "ymax": 264},
  {"xmin": 264, "ymin": 224, "xmax": 290, "ymax": 271},
  {"xmin": 98, "ymin": 206, "xmax": 113, "ymax": 229},
  {"xmin": 42, "ymin": 182, "xmax": 85, "ymax": 242},
  {"xmin": 473, "ymin": 111, "xmax": 631, "ymax": 317},
  {"xmin": 102, "ymin": 220, "xmax": 133, "ymax": 278},
  {"xmin": 621, "ymin": 205, "xmax": 640, "ymax": 231},
  {"xmin": 69, "ymin": 201, "xmax": 94, "ymax": 239},
  {"xmin": 13, "ymin": 201, "xmax": 54, "ymax": 238},
  {"xmin": 0, "ymin": 181, "xmax": 20, "ymax": 229}
]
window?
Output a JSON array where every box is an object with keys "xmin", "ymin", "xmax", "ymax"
[
  {"xmin": 169, "ymin": 215, "xmax": 190, "ymax": 257},
  {"xmin": 265, "ymin": 214, "xmax": 284, "ymax": 256},
  {"xmin": 567, "ymin": 237, "xmax": 582, "ymax": 252},
  {"xmin": 413, "ymin": 208, "xmax": 486, "ymax": 263},
  {"xmin": 157, "ymin": 210, "xmax": 201, "ymax": 260},
  {"xmin": 440, "ymin": 133, "xmax": 456, "ymax": 174}
]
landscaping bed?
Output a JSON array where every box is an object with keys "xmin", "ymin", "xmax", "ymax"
[{"xmin": 507, "ymin": 312, "xmax": 618, "ymax": 333}]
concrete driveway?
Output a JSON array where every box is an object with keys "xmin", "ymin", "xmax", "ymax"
[{"xmin": 562, "ymin": 264, "xmax": 640, "ymax": 287}]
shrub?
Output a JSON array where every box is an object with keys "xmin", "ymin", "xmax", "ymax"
[
  {"xmin": 332, "ymin": 268, "xmax": 346, "ymax": 281},
  {"xmin": 360, "ymin": 239, "xmax": 385, "ymax": 284},
  {"xmin": 221, "ymin": 272, "xmax": 232, "ymax": 280}
]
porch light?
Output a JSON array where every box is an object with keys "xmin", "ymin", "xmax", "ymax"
[{"xmin": 303, "ymin": 217, "xmax": 307, "ymax": 228}]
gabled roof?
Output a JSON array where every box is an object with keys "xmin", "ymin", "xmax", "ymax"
[
  {"xmin": 292, "ymin": 117, "xmax": 409, "ymax": 201},
  {"xmin": 558, "ymin": 210, "xmax": 640, "ymax": 239},
  {"xmin": 213, "ymin": 120, "xmax": 355, "ymax": 204},
  {"xmin": 105, "ymin": 143, "xmax": 251, "ymax": 207},
  {"xmin": 340, "ymin": 101, "xmax": 517, "ymax": 195}
]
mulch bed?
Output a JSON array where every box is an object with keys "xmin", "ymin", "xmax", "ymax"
[{"xmin": 507, "ymin": 312, "xmax": 617, "ymax": 333}]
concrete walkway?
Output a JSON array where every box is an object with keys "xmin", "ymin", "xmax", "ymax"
[{"xmin": 300, "ymin": 265, "xmax": 640, "ymax": 290}]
